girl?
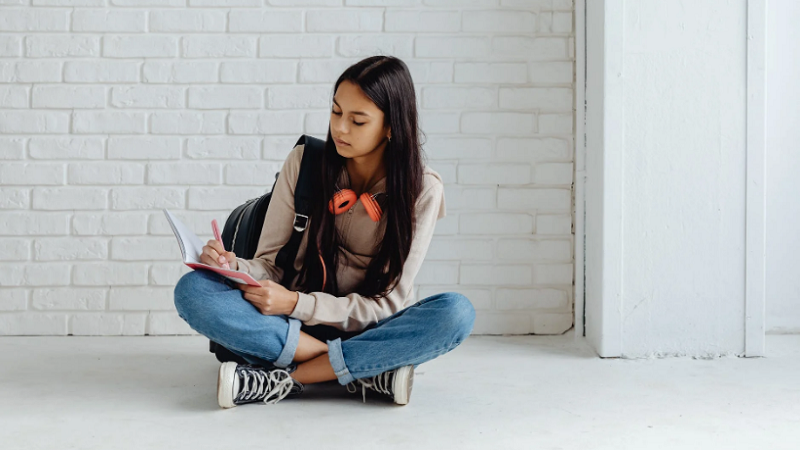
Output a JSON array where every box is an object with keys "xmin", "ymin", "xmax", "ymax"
[{"xmin": 173, "ymin": 56, "xmax": 475, "ymax": 408}]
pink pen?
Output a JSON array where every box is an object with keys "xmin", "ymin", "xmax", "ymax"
[{"xmin": 211, "ymin": 219, "xmax": 230, "ymax": 270}]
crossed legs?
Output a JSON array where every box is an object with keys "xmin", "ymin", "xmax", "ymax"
[
  {"xmin": 291, "ymin": 331, "xmax": 337, "ymax": 385},
  {"xmin": 175, "ymin": 270, "xmax": 476, "ymax": 388}
]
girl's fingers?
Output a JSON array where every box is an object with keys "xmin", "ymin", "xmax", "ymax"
[
  {"xmin": 205, "ymin": 240, "xmax": 233, "ymax": 266},
  {"xmin": 202, "ymin": 245, "xmax": 220, "ymax": 267},
  {"xmin": 207, "ymin": 239, "xmax": 225, "ymax": 255}
]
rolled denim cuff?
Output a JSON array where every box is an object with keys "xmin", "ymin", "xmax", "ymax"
[
  {"xmin": 274, "ymin": 317, "xmax": 301, "ymax": 368},
  {"xmin": 326, "ymin": 337, "xmax": 356, "ymax": 385}
]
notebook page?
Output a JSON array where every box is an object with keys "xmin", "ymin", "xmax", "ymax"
[{"xmin": 163, "ymin": 209, "xmax": 205, "ymax": 264}]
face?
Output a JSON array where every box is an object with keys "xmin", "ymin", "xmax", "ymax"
[{"xmin": 330, "ymin": 80, "xmax": 391, "ymax": 159}]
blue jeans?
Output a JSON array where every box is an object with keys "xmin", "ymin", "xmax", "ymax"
[{"xmin": 173, "ymin": 270, "xmax": 476, "ymax": 386}]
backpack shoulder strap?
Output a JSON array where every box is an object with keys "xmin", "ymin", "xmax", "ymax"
[
  {"xmin": 293, "ymin": 134, "xmax": 324, "ymax": 230},
  {"xmin": 275, "ymin": 134, "xmax": 325, "ymax": 287}
]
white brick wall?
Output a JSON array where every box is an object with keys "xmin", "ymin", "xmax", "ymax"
[{"xmin": 0, "ymin": 0, "xmax": 575, "ymax": 336}]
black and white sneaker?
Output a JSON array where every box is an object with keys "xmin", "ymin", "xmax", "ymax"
[
  {"xmin": 346, "ymin": 364, "xmax": 415, "ymax": 405},
  {"xmin": 217, "ymin": 362, "xmax": 304, "ymax": 408}
]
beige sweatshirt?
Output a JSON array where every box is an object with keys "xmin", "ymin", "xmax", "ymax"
[{"xmin": 235, "ymin": 142, "xmax": 446, "ymax": 333}]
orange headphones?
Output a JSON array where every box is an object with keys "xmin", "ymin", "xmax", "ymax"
[
  {"xmin": 328, "ymin": 189, "xmax": 384, "ymax": 222},
  {"xmin": 318, "ymin": 187, "xmax": 386, "ymax": 291}
]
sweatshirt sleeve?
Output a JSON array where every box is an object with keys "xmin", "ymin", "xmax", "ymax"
[
  {"xmin": 234, "ymin": 144, "xmax": 304, "ymax": 283},
  {"xmin": 288, "ymin": 175, "xmax": 447, "ymax": 332}
]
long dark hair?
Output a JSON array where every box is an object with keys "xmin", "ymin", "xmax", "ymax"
[{"xmin": 295, "ymin": 56, "xmax": 426, "ymax": 300}]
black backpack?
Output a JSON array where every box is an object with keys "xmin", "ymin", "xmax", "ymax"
[{"xmin": 209, "ymin": 133, "xmax": 324, "ymax": 361}]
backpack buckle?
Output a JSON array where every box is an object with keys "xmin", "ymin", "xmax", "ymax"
[{"xmin": 293, "ymin": 214, "xmax": 309, "ymax": 232}]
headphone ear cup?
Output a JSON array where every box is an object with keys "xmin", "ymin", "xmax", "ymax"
[
  {"xmin": 329, "ymin": 189, "xmax": 357, "ymax": 215},
  {"xmin": 360, "ymin": 193, "xmax": 383, "ymax": 222}
]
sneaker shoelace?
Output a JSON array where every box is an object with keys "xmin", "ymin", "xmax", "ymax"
[
  {"xmin": 346, "ymin": 369, "xmax": 395, "ymax": 403},
  {"xmin": 235, "ymin": 365, "xmax": 296, "ymax": 405}
]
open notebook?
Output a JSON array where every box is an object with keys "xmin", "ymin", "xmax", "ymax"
[{"xmin": 163, "ymin": 209, "xmax": 261, "ymax": 287}]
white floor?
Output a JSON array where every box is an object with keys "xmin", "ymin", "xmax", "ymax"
[{"xmin": 1, "ymin": 330, "xmax": 798, "ymax": 450}]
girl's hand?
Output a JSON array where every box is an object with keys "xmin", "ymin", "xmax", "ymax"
[
  {"xmin": 236, "ymin": 279, "xmax": 299, "ymax": 316},
  {"xmin": 201, "ymin": 239, "xmax": 238, "ymax": 271}
]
